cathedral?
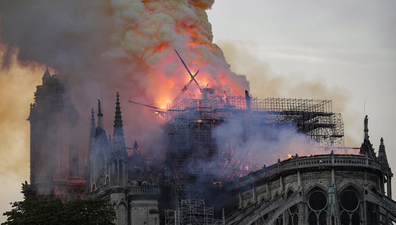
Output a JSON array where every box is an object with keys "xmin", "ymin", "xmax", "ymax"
[{"xmin": 24, "ymin": 69, "xmax": 396, "ymax": 225}]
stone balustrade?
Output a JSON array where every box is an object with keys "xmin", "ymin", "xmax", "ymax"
[
  {"xmin": 128, "ymin": 187, "xmax": 161, "ymax": 195},
  {"xmin": 229, "ymin": 153, "xmax": 382, "ymax": 190}
]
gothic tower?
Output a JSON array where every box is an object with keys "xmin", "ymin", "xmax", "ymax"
[
  {"xmin": 25, "ymin": 68, "xmax": 85, "ymax": 200},
  {"xmin": 378, "ymin": 137, "xmax": 393, "ymax": 198},
  {"xmin": 111, "ymin": 92, "xmax": 128, "ymax": 187}
]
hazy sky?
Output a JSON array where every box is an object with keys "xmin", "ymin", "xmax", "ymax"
[
  {"xmin": 207, "ymin": 0, "xmax": 396, "ymax": 198},
  {"xmin": 1, "ymin": 0, "xmax": 395, "ymax": 222}
]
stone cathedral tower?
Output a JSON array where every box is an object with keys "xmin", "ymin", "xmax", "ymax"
[{"xmin": 24, "ymin": 68, "xmax": 86, "ymax": 200}]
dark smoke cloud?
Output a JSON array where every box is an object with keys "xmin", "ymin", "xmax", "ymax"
[
  {"xmin": 0, "ymin": 1, "xmax": 111, "ymax": 73},
  {"xmin": 0, "ymin": 0, "xmax": 164, "ymax": 157}
]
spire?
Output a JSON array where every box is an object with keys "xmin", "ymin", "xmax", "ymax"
[
  {"xmin": 114, "ymin": 92, "xmax": 123, "ymax": 128},
  {"xmin": 90, "ymin": 108, "xmax": 96, "ymax": 138},
  {"xmin": 112, "ymin": 92, "xmax": 126, "ymax": 154},
  {"xmin": 42, "ymin": 66, "xmax": 51, "ymax": 84},
  {"xmin": 88, "ymin": 108, "xmax": 96, "ymax": 159},
  {"xmin": 378, "ymin": 138, "xmax": 393, "ymax": 198},
  {"xmin": 97, "ymin": 100, "xmax": 103, "ymax": 129},
  {"xmin": 378, "ymin": 137, "xmax": 389, "ymax": 167}
]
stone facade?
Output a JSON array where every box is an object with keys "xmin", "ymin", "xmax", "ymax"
[{"xmin": 224, "ymin": 150, "xmax": 395, "ymax": 225}]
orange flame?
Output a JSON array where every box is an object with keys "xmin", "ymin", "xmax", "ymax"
[{"xmin": 108, "ymin": 0, "xmax": 249, "ymax": 107}]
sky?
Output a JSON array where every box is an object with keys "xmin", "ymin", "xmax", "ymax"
[
  {"xmin": 1, "ymin": 0, "xmax": 396, "ymax": 222},
  {"xmin": 208, "ymin": 0, "xmax": 396, "ymax": 201}
]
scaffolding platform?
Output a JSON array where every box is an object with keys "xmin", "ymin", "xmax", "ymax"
[
  {"xmin": 165, "ymin": 198, "xmax": 217, "ymax": 225},
  {"xmin": 160, "ymin": 91, "xmax": 344, "ymax": 199}
]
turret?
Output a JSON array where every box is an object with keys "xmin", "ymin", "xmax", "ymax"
[
  {"xmin": 110, "ymin": 92, "xmax": 128, "ymax": 186},
  {"xmin": 378, "ymin": 138, "xmax": 389, "ymax": 168},
  {"xmin": 42, "ymin": 66, "xmax": 51, "ymax": 84},
  {"xmin": 378, "ymin": 138, "xmax": 393, "ymax": 198},
  {"xmin": 97, "ymin": 100, "xmax": 103, "ymax": 130}
]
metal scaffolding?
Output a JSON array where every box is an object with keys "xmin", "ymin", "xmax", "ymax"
[
  {"xmin": 160, "ymin": 90, "xmax": 344, "ymax": 200},
  {"xmin": 165, "ymin": 198, "xmax": 217, "ymax": 225},
  {"xmin": 162, "ymin": 93, "xmax": 344, "ymax": 145}
]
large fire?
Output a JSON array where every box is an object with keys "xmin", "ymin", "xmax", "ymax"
[{"xmin": 105, "ymin": 0, "xmax": 249, "ymax": 107}]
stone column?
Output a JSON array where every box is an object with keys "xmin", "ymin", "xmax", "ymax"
[
  {"xmin": 298, "ymin": 202, "xmax": 305, "ymax": 225},
  {"xmin": 238, "ymin": 192, "xmax": 242, "ymax": 208},
  {"xmin": 266, "ymin": 183, "xmax": 271, "ymax": 199},
  {"xmin": 297, "ymin": 171, "xmax": 301, "ymax": 189},
  {"xmin": 387, "ymin": 175, "xmax": 392, "ymax": 198}
]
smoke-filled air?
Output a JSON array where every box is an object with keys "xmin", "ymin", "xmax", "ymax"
[
  {"xmin": 0, "ymin": 0, "xmax": 251, "ymax": 151},
  {"xmin": 0, "ymin": 0, "xmax": 357, "ymax": 211}
]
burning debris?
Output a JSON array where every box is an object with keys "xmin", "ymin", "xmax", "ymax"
[{"xmin": 128, "ymin": 50, "xmax": 345, "ymax": 183}]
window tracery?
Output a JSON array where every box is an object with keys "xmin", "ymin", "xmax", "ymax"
[
  {"xmin": 308, "ymin": 189, "xmax": 327, "ymax": 225},
  {"xmin": 339, "ymin": 188, "xmax": 360, "ymax": 225}
]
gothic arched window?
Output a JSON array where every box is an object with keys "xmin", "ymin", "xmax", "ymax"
[
  {"xmin": 308, "ymin": 189, "xmax": 327, "ymax": 225},
  {"xmin": 119, "ymin": 160, "xmax": 124, "ymax": 185},
  {"xmin": 366, "ymin": 201, "xmax": 377, "ymax": 224},
  {"xmin": 93, "ymin": 151, "xmax": 105, "ymax": 181},
  {"xmin": 339, "ymin": 188, "xmax": 360, "ymax": 225},
  {"xmin": 287, "ymin": 190, "xmax": 299, "ymax": 225}
]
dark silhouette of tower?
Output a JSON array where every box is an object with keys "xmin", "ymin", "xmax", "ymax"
[{"xmin": 25, "ymin": 68, "xmax": 85, "ymax": 200}]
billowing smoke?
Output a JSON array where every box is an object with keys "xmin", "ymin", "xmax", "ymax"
[
  {"xmin": 179, "ymin": 113, "xmax": 315, "ymax": 183},
  {"xmin": 105, "ymin": 0, "xmax": 249, "ymax": 106},
  {"xmin": 212, "ymin": 114, "xmax": 313, "ymax": 175},
  {"xmin": 0, "ymin": 0, "xmax": 249, "ymax": 153}
]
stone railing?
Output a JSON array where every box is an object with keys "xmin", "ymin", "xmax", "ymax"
[
  {"xmin": 52, "ymin": 175, "xmax": 85, "ymax": 183},
  {"xmin": 128, "ymin": 187, "xmax": 161, "ymax": 195},
  {"xmin": 229, "ymin": 154, "xmax": 382, "ymax": 189},
  {"xmin": 53, "ymin": 175, "xmax": 67, "ymax": 181},
  {"xmin": 278, "ymin": 154, "xmax": 379, "ymax": 172},
  {"xmin": 67, "ymin": 176, "xmax": 85, "ymax": 183}
]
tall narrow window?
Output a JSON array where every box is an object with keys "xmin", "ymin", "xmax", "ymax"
[
  {"xmin": 308, "ymin": 189, "xmax": 327, "ymax": 225},
  {"xmin": 287, "ymin": 190, "xmax": 299, "ymax": 225},
  {"xmin": 339, "ymin": 188, "xmax": 360, "ymax": 225},
  {"xmin": 119, "ymin": 160, "xmax": 124, "ymax": 186},
  {"xmin": 366, "ymin": 202, "xmax": 377, "ymax": 224}
]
